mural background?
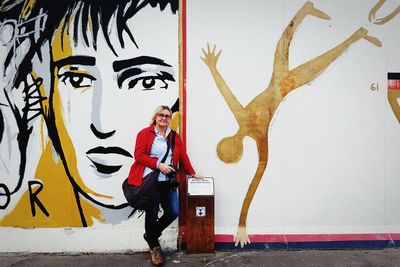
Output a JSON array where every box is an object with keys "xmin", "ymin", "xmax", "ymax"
[
  {"xmin": 0, "ymin": 0, "xmax": 399, "ymax": 252},
  {"xmin": 0, "ymin": 0, "xmax": 181, "ymax": 251},
  {"xmin": 187, "ymin": 0, "xmax": 400, "ymax": 245}
]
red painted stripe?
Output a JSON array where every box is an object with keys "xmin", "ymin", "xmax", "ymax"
[
  {"xmin": 388, "ymin": 80, "xmax": 400, "ymax": 90},
  {"xmin": 182, "ymin": 0, "xmax": 187, "ymax": 144},
  {"xmin": 179, "ymin": 0, "xmax": 188, "ymax": 246},
  {"xmin": 215, "ymin": 233, "xmax": 400, "ymax": 243}
]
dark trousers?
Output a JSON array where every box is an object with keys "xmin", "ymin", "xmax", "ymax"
[{"xmin": 145, "ymin": 181, "xmax": 179, "ymax": 249}]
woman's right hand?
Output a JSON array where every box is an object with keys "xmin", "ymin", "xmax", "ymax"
[{"xmin": 158, "ymin": 163, "xmax": 175, "ymax": 174}]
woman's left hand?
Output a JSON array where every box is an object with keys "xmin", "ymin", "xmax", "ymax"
[{"xmin": 191, "ymin": 173, "xmax": 205, "ymax": 179}]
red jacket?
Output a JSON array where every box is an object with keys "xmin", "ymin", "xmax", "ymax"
[{"xmin": 128, "ymin": 126, "xmax": 196, "ymax": 186}]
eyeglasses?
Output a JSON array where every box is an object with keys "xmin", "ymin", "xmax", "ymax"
[{"xmin": 157, "ymin": 113, "xmax": 171, "ymax": 119}]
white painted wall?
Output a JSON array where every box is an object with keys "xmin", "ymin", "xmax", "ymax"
[
  {"xmin": 0, "ymin": 220, "xmax": 178, "ymax": 253},
  {"xmin": 187, "ymin": 0, "xmax": 400, "ymax": 236}
]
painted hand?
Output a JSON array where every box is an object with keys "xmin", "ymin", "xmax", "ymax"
[{"xmin": 201, "ymin": 43, "xmax": 221, "ymax": 69}]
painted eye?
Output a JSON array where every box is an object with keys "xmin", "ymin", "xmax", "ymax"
[
  {"xmin": 118, "ymin": 68, "xmax": 175, "ymax": 91},
  {"xmin": 142, "ymin": 78, "xmax": 156, "ymax": 89},
  {"xmin": 127, "ymin": 76, "xmax": 168, "ymax": 91},
  {"xmin": 60, "ymin": 72, "xmax": 96, "ymax": 88}
]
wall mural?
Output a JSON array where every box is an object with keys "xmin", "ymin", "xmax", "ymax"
[
  {"xmin": 0, "ymin": 0, "xmax": 180, "ymax": 227},
  {"xmin": 0, "ymin": 0, "xmax": 398, "ymax": 249},
  {"xmin": 202, "ymin": 0, "xmax": 399, "ymax": 247}
]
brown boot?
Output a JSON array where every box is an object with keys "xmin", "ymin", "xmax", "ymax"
[{"xmin": 149, "ymin": 246, "xmax": 164, "ymax": 266}]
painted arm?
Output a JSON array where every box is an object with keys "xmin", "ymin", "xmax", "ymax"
[{"xmin": 201, "ymin": 44, "xmax": 244, "ymax": 123}]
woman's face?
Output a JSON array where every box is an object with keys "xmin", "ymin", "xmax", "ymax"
[
  {"xmin": 155, "ymin": 109, "xmax": 172, "ymax": 129},
  {"xmin": 48, "ymin": 5, "xmax": 179, "ymax": 206}
]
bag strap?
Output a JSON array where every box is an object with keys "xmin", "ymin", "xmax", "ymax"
[
  {"xmin": 160, "ymin": 131, "xmax": 173, "ymax": 164},
  {"xmin": 171, "ymin": 130, "xmax": 176, "ymax": 152},
  {"xmin": 164, "ymin": 130, "xmax": 176, "ymax": 163}
]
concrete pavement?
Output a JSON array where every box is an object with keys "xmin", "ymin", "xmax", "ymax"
[{"xmin": 1, "ymin": 249, "xmax": 400, "ymax": 267}]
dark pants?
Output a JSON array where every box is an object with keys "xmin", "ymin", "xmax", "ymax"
[{"xmin": 145, "ymin": 181, "xmax": 179, "ymax": 249}]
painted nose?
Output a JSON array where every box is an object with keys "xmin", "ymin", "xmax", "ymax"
[
  {"xmin": 90, "ymin": 80, "xmax": 119, "ymax": 139},
  {"xmin": 90, "ymin": 123, "xmax": 115, "ymax": 139}
]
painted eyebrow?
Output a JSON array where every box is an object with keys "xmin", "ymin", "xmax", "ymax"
[
  {"xmin": 113, "ymin": 56, "xmax": 172, "ymax": 72},
  {"xmin": 54, "ymin": 56, "xmax": 96, "ymax": 68}
]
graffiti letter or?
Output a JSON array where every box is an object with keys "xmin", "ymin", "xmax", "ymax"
[{"xmin": 0, "ymin": 183, "xmax": 11, "ymax": 209}]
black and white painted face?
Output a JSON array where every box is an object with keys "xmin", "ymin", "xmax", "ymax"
[{"xmin": 51, "ymin": 5, "xmax": 179, "ymax": 205}]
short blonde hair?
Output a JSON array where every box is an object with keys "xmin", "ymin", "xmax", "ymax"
[{"xmin": 151, "ymin": 105, "xmax": 173, "ymax": 125}]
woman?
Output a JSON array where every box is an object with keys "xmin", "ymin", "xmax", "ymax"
[{"xmin": 128, "ymin": 105, "xmax": 204, "ymax": 266}]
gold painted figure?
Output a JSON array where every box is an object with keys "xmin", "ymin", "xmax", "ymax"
[
  {"xmin": 202, "ymin": 1, "xmax": 382, "ymax": 247},
  {"xmin": 368, "ymin": 0, "xmax": 400, "ymax": 25}
]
